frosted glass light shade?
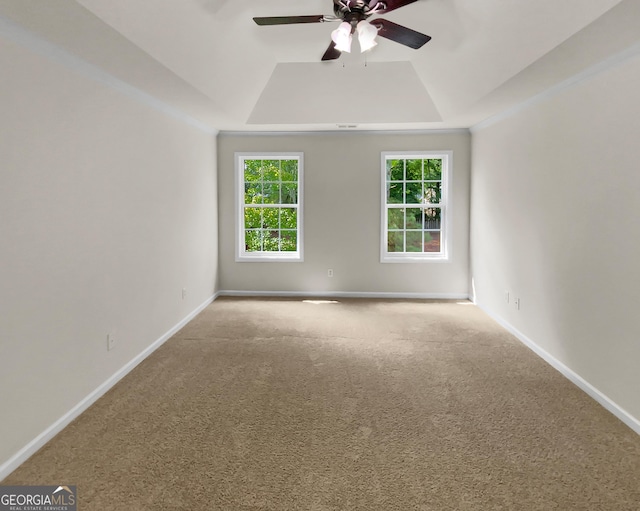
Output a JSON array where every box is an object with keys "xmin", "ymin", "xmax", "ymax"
[
  {"xmin": 331, "ymin": 22, "xmax": 353, "ymax": 53},
  {"xmin": 357, "ymin": 20, "xmax": 378, "ymax": 52}
]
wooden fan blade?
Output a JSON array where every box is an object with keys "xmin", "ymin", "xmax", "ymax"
[
  {"xmin": 376, "ymin": 0, "xmax": 419, "ymax": 14},
  {"xmin": 253, "ymin": 15, "xmax": 325, "ymax": 26},
  {"xmin": 321, "ymin": 41, "xmax": 342, "ymax": 61},
  {"xmin": 370, "ymin": 19, "xmax": 431, "ymax": 49}
]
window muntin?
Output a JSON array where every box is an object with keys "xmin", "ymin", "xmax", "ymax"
[
  {"xmin": 381, "ymin": 152, "xmax": 451, "ymax": 262},
  {"xmin": 236, "ymin": 153, "xmax": 303, "ymax": 261}
]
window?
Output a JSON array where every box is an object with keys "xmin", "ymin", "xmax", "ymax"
[
  {"xmin": 235, "ymin": 153, "xmax": 303, "ymax": 262},
  {"xmin": 381, "ymin": 151, "xmax": 451, "ymax": 262}
]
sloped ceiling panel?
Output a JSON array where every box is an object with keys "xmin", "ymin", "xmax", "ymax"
[{"xmin": 248, "ymin": 61, "xmax": 441, "ymax": 125}]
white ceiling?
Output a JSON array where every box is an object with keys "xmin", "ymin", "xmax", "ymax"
[{"xmin": 1, "ymin": 0, "xmax": 638, "ymax": 131}]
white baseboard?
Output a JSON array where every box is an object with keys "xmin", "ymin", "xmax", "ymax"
[
  {"xmin": 0, "ymin": 293, "xmax": 218, "ymax": 482},
  {"xmin": 219, "ymin": 290, "xmax": 470, "ymax": 300},
  {"xmin": 475, "ymin": 301, "xmax": 640, "ymax": 435}
]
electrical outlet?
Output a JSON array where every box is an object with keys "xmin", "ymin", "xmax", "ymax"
[
  {"xmin": 107, "ymin": 334, "xmax": 116, "ymax": 351},
  {"xmin": 514, "ymin": 298, "xmax": 520, "ymax": 310},
  {"xmin": 182, "ymin": 288, "xmax": 187, "ymax": 300},
  {"xmin": 505, "ymin": 291, "xmax": 510, "ymax": 304},
  {"xmin": 327, "ymin": 269, "xmax": 334, "ymax": 277}
]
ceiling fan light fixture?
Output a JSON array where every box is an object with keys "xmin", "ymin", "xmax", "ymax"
[
  {"xmin": 356, "ymin": 20, "xmax": 378, "ymax": 52},
  {"xmin": 331, "ymin": 22, "xmax": 353, "ymax": 52}
]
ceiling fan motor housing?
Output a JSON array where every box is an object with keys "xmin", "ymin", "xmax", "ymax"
[
  {"xmin": 333, "ymin": 1, "xmax": 384, "ymax": 17},
  {"xmin": 333, "ymin": 0, "xmax": 373, "ymax": 30}
]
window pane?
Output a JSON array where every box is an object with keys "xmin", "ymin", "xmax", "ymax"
[
  {"xmin": 280, "ymin": 208, "xmax": 297, "ymax": 229},
  {"xmin": 406, "ymin": 159, "xmax": 422, "ymax": 181},
  {"xmin": 281, "ymin": 230, "xmax": 297, "ymax": 251},
  {"xmin": 387, "ymin": 182, "xmax": 404, "ymax": 204},
  {"xmin": 263, "ymin": 208, "xmax": 279, "ymax": 229},
  {"xmin": 406, "ymin": 208, "xmax": 422, "ymax": 229},
  {"xmin": 406, "ymin": 231, "xmax": 423, "ymax": 252},
  {"xmin": 381, "ymin": 154, "xmax": 447, "ymax": 260},
  {"xmin": 245, "ymin": 230, "xmax": 262, "ymax": 252},
  {"xmin": 244, "ymin": 182, "xmax": 261, "ymax": 204},
  {"xmin": 405, "ymin": 182, "xmax": 422, "ymax": 204},
  {"xmin": 387, "ymin": 159, "xmax": 404, "ymax": 181},
  {"xmin": 281, "ymin": 182, "xmax": 298, "ymax": 204},
  {"xmin": 388, "ymin": 208, "xmax": 404, "ymax": 229},
  {"xmin": 262, "ymin": 183, "xmax": 280, "ymax": 204},
  {"xmin": 238, "ymin": 155, "xmax": 302, "ymax": 260},
  {"xmin": 262, "ymin": 230, "xmax": 280, "ymax": 251},
  {"xmin": 424, "ymin": 231, "xmax": 441, "ymax": 253},
  {"xmin": 425, "ymin": 159, "xmax": 442, "ymax": 180},
  {"xmin": 388, "ymin": 231, "xmax": 404, "ymax": 252},
  {"xmin": 244, "ymin": 160, "xmax": 262, "ymax": 181},
  {"xmin": 244, "ymin": 207, "xmax": 261, "ymax": 229},
  {"xmin": 424, "ymin": 208, "xmax": 441, "ymax": 229},
  {"xmin": 424, "ymin": 182, "xmax": 441, "ymax": 204},
  {"xmin": 262, "ymin": 160, "xmax": 280, "ymax": 181},
  {"xmin": 281, "ymin": 160, "xmax": 298, "ymax": 181}
]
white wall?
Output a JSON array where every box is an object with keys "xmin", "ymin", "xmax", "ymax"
[
  {"xmin": 217, "ymin": 131, "xmax": 470, "ymax": 297},
  {"xmin": 471, "ymin": 53, "xmax": 640, "ymax": 424},
  {"xmin": 0, "ymin": 34, "xmax": 218, "ymax": 471}
]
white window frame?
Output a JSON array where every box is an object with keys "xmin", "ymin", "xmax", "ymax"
[
  {"xmin": 235, "ymin": 152, "xmax": 304, "ymax": 262},
  {"xmin": 380, "ymin": 151, "xmax": 452, "ymax": 263}
]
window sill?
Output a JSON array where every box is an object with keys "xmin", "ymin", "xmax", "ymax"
[
  {"xmin": 381, "ymin": 254, "xmax": 449, "ymax": 264},
  {"xmin": 236, "ymin": 252, "xmax": 303, "ymax": 263}
]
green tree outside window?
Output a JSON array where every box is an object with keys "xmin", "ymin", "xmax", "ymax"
[{"xmin": 242, "ymin": 159, "xmax": 299, "ymax": 253}]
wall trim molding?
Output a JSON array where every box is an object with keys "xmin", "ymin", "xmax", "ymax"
[
  {"xmin": 0, "ymin": 293, "xmax": 217, "ymax": 482},
  {"xmin": 474, "ymin": 301, "xmax": 640, "ymax": 436},
  {"xmin": 0, "ymin": 15, "xmax": 218, "ymax": 136},
  {"xmin": 218, "ymin": 128, "xmax": 471, "ymax": 137},
  {"xmin": 471, "ymin": 41, "xmax": 640, "ymax": 132},
  {"xmin": 218, "ymin": 290, "xmax": 470, "ymax": 300}
]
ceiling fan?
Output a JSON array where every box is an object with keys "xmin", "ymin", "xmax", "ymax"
[{"xmin": 253, "ymin": 0, "xmax": 431, "ymax": 61}]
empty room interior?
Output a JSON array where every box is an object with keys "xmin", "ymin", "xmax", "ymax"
[{"xmin": 1, "ymin": 0, "xmax": 639, "ymax": 509}]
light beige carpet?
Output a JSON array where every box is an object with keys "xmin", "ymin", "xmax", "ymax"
[{"xmin": 3, "ymin": 298, "xmax": 640, "ymax": 510}]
